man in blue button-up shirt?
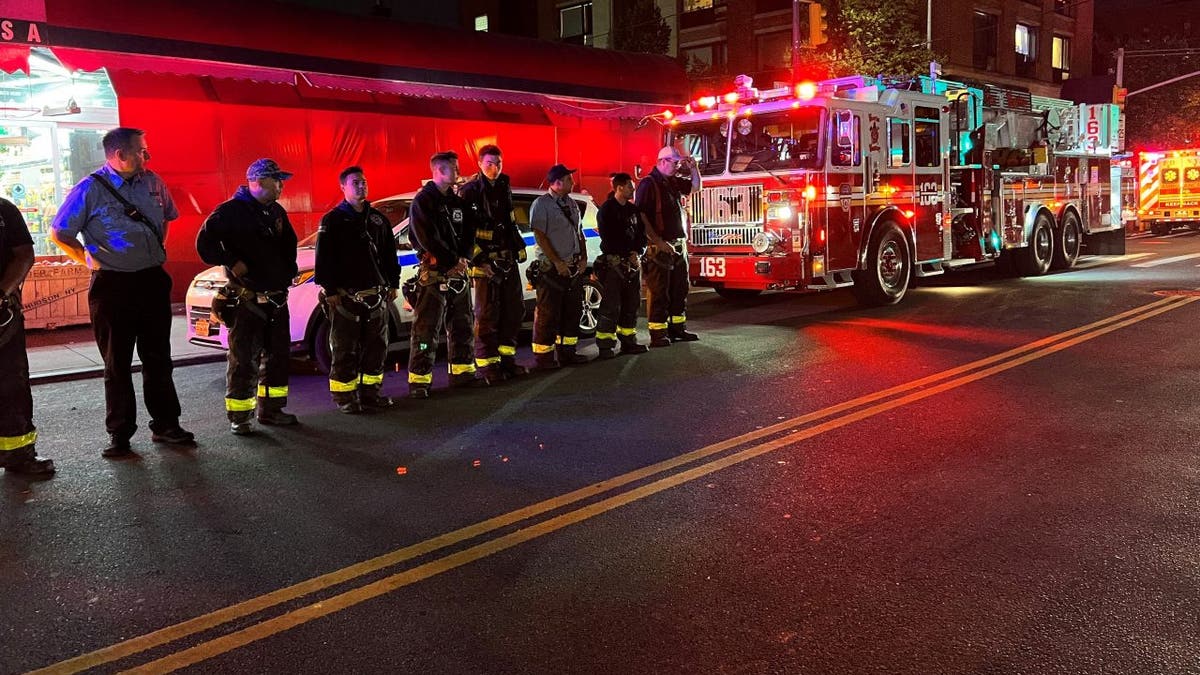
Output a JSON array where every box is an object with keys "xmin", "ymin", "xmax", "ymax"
[{"xmin": 51, "ymin": 127, "xmax": 194, "ymax": 459}]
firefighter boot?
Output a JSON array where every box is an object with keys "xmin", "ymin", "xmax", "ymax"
[
  {"xmin": 648, "ymin": 328, "xmax": 672, "ymax": 348},
  {"xmin": 669, "ymin": 325, "xmax": 699, "ymax": 342},
  {"xmin": 499, "ymin": 357, "xmax": 530, "ymax": 378},
  {"xmin": 229, "ymin": 413, "xmax": 254, "ymax": 436},
  {"xmin": 450, "ymin": 372, "xmax": 490, "ymax": 389},
  {"xmin": 619, "ymin": 337, "xmax": 649, "ymax": 355},
  {"xmin": 359, "ymin": 393, "xmax": 396, "ymax": 412},
  {"xmin": 558, "ymin": 345, "xmax": 589, "ymax": 365},
  {"xmin": 1, "ymin": 447, "xmax": 56, "ymax": 476},
  {"xmin": 534, "ymin": 353, "xmax": 561, "ymax": 371},
  {"xmin": 257, "ymin": 399, "xmax": 299, "ymax": 426},
  {"xmin": 409, "ymin": 384, "xmax": 431, "ymax": 399}
]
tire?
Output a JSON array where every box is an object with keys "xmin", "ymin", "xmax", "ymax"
[
  {"xmin": 312, "ymin": 317, "xmax": 332, "ymax": 375},
  {"xmin": 1015, "ymin": 212, "xmax": 1054, "ymax": 277},
  {"xmin": 851, "ymin": 221, "xmax": 911, "ymax": 306},
  {"xmin": 579, "ymin": 279, "xmax": 601, "ymax": 337},
  {"xmin": 714, "ymin": 287, "xmax": 763, "ymax": 301},
  {"xmin": 1151, "ymin": 223, "xmax": 1171, "ymax": 236},
  {"xmin": 1051, "ymin": 210, "xmax": 1082, "ymax": 271}
]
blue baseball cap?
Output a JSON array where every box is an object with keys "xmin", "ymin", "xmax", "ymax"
[{"xmin": 246, "ymin": 158, "xmax": 294, "ymax": 181}]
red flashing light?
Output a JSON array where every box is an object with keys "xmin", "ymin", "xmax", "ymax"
[
  {"xmin": 796, "ymin": 82, "xmax": 817, "ymax": 100},
  {"xmin": 698, "ymin": 95, "xmax": 718, "ymax": 109},
  {"xmin": 903, "ymin": 209, "xmax": 915, "ymax": 219},
  {"xmin": 685, "ymin": 104, "xmax": 693, "ymax": 114},
  {"xmin": 804, "ymin": 185, "xmax": 817, "ymax": 201},
  {"xmin": 724, "ymin": 92, "xmax": 739, "ymax": 104},
  {"xmin": 818, "ymin": 228, "xmax": 826, "ymax": 243},
  {"xmin": 662, "ymin": 109, "xmax": 674, "ymax": 120}
]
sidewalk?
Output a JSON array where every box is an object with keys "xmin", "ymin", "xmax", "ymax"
[{"xmin": 26, "ymin": 312, "xmax": 225, "ymax": 384}]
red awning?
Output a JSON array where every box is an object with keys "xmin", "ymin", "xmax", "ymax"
[
  {"xmin": 50, "ymin": 47, "xmax": 296, "ymax": 84},
  {"xmin": 0, "ymin": 45, "xmax": 30, "ymax": 74}
]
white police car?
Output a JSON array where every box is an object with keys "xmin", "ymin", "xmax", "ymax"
[{"xmin": 185, "ymin": 188, "xmax": 604, "ymax": 372}]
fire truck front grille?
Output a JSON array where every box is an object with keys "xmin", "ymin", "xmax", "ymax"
[
  {"xmin": 690, "ymin": 226, "xmax": 761, "ymax": 248},
  {"xmin": 690, "ymin": 185, "xmax": 764, "ymax": 226}
]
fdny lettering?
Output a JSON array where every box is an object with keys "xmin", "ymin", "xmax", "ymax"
[{"xmin": 0, "ymin": 20, "xmax": 46, "ymax": 44}]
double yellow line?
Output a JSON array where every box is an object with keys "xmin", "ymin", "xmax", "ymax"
[{"xmin": 31, "ymin": 293, "xmax": 1197, "ymax": 675}]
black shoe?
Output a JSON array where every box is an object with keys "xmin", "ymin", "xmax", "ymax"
[
  {"xmin": 649, "ymin": 336, "xmax": 672, "ymax": 348},
  {"xmin": 101, "ymin": 435, "xmax": 134, "ymax": 458},
  {"xmin": 620, "ymin": 343, "xmax": 649, "ymax": 355},
  {"xmin": 535, "ymin": 358, "xmax": 562, "ymax": 371},
  {"xmin": 598, "ymin": 348, "xmax": 617, "ymax": 359},
  {"xmin": 500, "ymin": 362, "xmax": 530, "ymax": 378},
  {"xmin": 360, "ymin": 395, "xmax": 396, "ymax": 411},
  {"xmin": 230, "ymin": 420, "xmax": 254, "ymax": 436},
  {"xmin": 450, "ymin": 375, "xmax": 490, "ymax": 389},
  {"xmin": 409, "ymin": 386, "xmax": 431, "ymax": 399},
  {"xmin": 2, "ymin": 448, "xmax": 55, "ymax": 476},
  {"xmin": 670, "ymin": 330, "xmax": 700, "ymax": 342},
  {"xmin": 257, "ymin": 410, "xmax": 299, "ymax": 426},
  {"xmin": 151, "ymin": 426, "xmax": 196, "ymax": 445},
  {"xmin": 337, "ymin": 400, "xmax": 364, "ymax": 414}
]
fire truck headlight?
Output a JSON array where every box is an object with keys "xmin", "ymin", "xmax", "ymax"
[
  {"xmin": 752, "ymin": 231, "xmax": 782, "ymax": 255},
  {"xmin": 767, "ymin": 204, "xmax": 793, "ymax": 221}
]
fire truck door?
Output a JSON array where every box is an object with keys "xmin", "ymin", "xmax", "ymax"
[
  {"xmin": 827, "ymin": 109, "xmax": 865, "ymax": 271},
  {"xmin": 912, "ymin": 106, "xmax": 947, "ymax": 261}
]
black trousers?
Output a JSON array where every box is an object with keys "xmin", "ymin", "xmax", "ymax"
[
  {"xmin": 89, "ymin": 266, "xmax": 181, "ymax": 438},
  {"xmin": 0, "ymin": 304, "xmax": 36, "ymax": 457},
  {"xmin": 225, "ymin": 297, "xmax": 290, "ymax": 421},
  {"xmin": 532, "ymin": 266, "xmax": 583, "ymax": 358},
  {"xmin": 472, "ymin": 268, "xmax": 524, "ymax": 372},
  {"xmin": 595, "ymin": 258, "xmax": 642, "ymax": 351},
  {"xmin": 327, "ymin": 295, "xmax": 388, "ymax": 403},
  {"xmin": 407, "ymin": 276, "xmax": 474, "ymax": 388},
  {"xmin": 643, "ymin": 247, "xmax": 690, "ymax": 336}
]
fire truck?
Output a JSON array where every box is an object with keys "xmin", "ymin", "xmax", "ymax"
[
  {"xmin": 1138, "ymin": 149, "xmax": 1200, "ymax": 235},
  {"xmin": 663, "ymin": 74, "xmax": 1129, "ymax": 305}
]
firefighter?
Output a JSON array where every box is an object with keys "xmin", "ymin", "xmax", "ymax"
[
  {"xmin": 459, "ymin": 145, "xmax": 530, "ymax": 382},
  {"xmin": 635, "ymin": 146, "xmax": 702, "ymax": 347},
  {"xmin": 0, "ymin": 198, "xmax": 54, "ymax": 476},
  {"xmin": 196, "ymin": 159, "xmax": 300, "ymax": 435},
  {"xmin": 314, "ymin": 166, "xmax": 401, "ymax": 414},
  {"xmin": 406, "ymin": 151, "xmax": 483, "ymax": 398},
  {"xmin": 593, "ymin": 172, "xmax": 670, "ymax": 358},
  {"xmin": 529, "ymin": 164, "xmax": 588, "ymax": 368}
]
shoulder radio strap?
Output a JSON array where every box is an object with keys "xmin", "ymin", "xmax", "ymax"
[{"xmin": 90, "ymin": 172, "xmax": 165, "ymax": 253}]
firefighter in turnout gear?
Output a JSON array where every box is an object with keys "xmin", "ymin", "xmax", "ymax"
[
  {"xmin": 315, "ymin": 166, "xmax": 401, "ymax": 414},
  {"xmin": 459, "ymin": 145, "xmax": 530, "ymax": 382},
  {"xmin": 594, "ymin": 173, "xmax": 667, "ymax": 358},
  {"xmin": 634, "ymin": 146, "xmax": 702, "ymax": 347},
  {"xmin": 530, "ymin": 164, "xmax": 588, "ymax": 369},
  {"xmin": 0, "ymin": 198, "xmax": 54, "ymax": 476},
  {"xmin": 197, "ymin": 159, "xmax": 300, "ymax": 434},
  {"xmin": 406, "ymin": 151, "xmax": 483, "ymax": 398}
]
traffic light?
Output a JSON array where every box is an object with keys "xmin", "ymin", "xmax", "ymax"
[
  {"xmin": 809, "ymin": 2, "xmax": 828, "ymax": 47},
  {"xmin": 1112, "ymin": 86, "xmax": 1128, "ymax": 107}
]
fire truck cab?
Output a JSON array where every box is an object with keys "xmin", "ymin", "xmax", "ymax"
[{"xmin": 666, "ymin": 74, "xmax": 1128, "ymax": 305}]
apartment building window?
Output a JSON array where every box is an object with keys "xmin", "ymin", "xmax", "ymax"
[
  {"xmin": 681, "ymin": 42, "xmax": 728, "ymax": 76},
  {"xmin": 474, "ymin": 14, "xmax": 489, "ymax": 31},
  {"xmin": 973, "ymin": 12, "xmax": 998, "ymax": 71},
  {"xmin": 684, "ymin": 0, "xmax": 714, "ymax": 9},
  {"xmin": 681, "ymin": 0, "xmax": 716, "ymax": 29},
  {"xmin": 1055, "ymin": 0, "xmax": 1075, "ymax": 16},
  {"xmin": 1015, "ymin": 23, "xmax": 1037, "ymax": 77},
  {"xmin": 755, "ymin": 0, "xmax": 791, "ymax": 12},
  {"xmin": 561, "ymin": 2, "xmax": 593, "ymax": 46},
  {"xmin": 756, "ymin": 30, "xmax": 792, "ymax": 71},
  {"xmin": 1052, "ymin": 35, "xmax": 1071, "ymax": 82}
]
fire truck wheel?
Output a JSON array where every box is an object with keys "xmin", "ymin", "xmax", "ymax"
[
  {"xmin": 1051, "ymin": 210, "xmax": 1083, "ymax": 271},
  {"xmin": 1016, "ymin": 213, "xmax": 1054, "ymax": 277},
  {"xmin": 714, "ymin": 287, "xmax": 763, "ymax": 301},
  {"xmin": 312, "ymin": 318, "xmax": 332, "ymax": 375},
  {"xmin": 851, "ymin": 222, "xmax": 910, "ymax": 306},
  {"xmin": 1151, "ymin": 223, "xmax": 1171, "ymax": 236}
]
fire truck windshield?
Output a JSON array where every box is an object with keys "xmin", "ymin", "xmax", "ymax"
[
  {"xmin": 671, "ymin": 120, "xmax": 730, "ymax": 177},
  {"xmin": 729, "ymin": 107, "xmax": 823, "ymax": 173}
]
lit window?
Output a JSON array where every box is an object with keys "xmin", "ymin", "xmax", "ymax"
[
  {"xmin": 684, "ymin": 0, "xmax": 714, "ymax": 10},
  {"xmin": 1015, "ymin": 23, "xmax": 1037, "ymax": 77},
  {"xmin": 560, "ymin": 3, "xmax": 594, "ymax": 46},
  {"xmin": 1052, "ymin": 35, "xmax": 1071, "ymax": 82},
  {"xmin": 474, "ymin": 14, "xmax": 488, "ymax": 31}
]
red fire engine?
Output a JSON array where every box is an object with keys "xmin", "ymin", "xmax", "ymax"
[
  {"xmin": 1138, "ymin": 149, "xmax": 1200, "ymax": 235},
  {"xmin": 662, "ymin": 74, "xmax": 1129, "ymax": 305}
]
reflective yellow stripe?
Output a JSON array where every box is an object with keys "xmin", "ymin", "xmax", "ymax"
[
  {"xmin": 532, "ymin": 343, "xmax": 555, "ymax": 354},
  {"xmin": 450, "ymin": 363, "xmax": 476, "ymax": 375},
  {"xmin": 498, "ymin": 345, "xmax": 517, "ymax": 356},
  {"xmin": 0, "ymin": 430, "xmax": 37, "ymax": 451},
  {"xmin": 475, "ymin": 356, "xmax": 501, "ymax": 368},
  {"xmin": 226, "ymin": 397, "xmax": 257, "ymax": 412},
  {"xmin": 559, "ymin": 336, "xmax": 578, "ymax": 346},
  {"xmin": 648, "ymin": 322, "xmax": 668, "ymax": 330},
  {"xmin": 329, "ymin": 379, "xmax": 359, "ymax": 393},
  {"xmin": 670, "ymin": 315, "xmax": 687, "ymax": 324},
  {"xmin": 468, "ymin": 266, "xmax": 489, "ymax": 279},
  {"xmin": 595, "ymin": 332, "xmax": 616, "ymax": 340},
  {"xmin": 361, "ymin": 373, "xmax": 384, "ymax": 386},
  {"xmin": 617, "ymin": 326, "xmax": 637, "ymax": 336},
  {"xmin": 408, "ymin": 372, "xmax": 433, "ymax": 384},
  {"xmin": 257, "ymin": 385, "xmax": 289, "ymax": 398}
]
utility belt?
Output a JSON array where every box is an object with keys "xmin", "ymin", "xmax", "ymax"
[
  {"xmin": 469, "ymin": 249, "xmax": 521, "ymax": 280},
  {"xmin": 211, "ymin": 284, "xmax": 287, "ymax": 325},
  {"xmin": 416, "ymin": 263, "xmax": 469, "ymax": 295},
  {"xmin": 643, "ymin": 239, "xmax": 685, "ymax": 270},
  {"xmin": 528, "ymin": 254, "xmax": 582, "ymax": 292},
  {"xmin": 328, "ymin": 286, "xmax": 390, "ymax": 321},
  {"xmin": 594, "ymin": 253, "xmax": 641, "ymax": 281}
]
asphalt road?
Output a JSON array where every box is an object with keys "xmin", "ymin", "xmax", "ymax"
[{"xmin": 3, "ymin": 231, "xmax": 1199, "ymax": 675}]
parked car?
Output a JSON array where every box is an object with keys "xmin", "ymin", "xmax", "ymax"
[{"xmin": 185, "ymin": 188, "xmax": 604, "ymax": 373}]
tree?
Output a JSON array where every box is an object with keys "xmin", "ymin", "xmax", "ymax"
[
  {"xmin": 793, "ymin": 0, "xmax": 942, "ymax": 80},
  {"xmin": 612, "ymin": 0, "xmax": 671, "ymax": 56}
]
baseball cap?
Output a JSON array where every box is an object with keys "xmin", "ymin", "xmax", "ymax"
[
  {"xmin": 657, "ymin": 146, "xmax": 682, "ymax": 161},
  {"xmin": 546, "ymin": 164, "xmax": 577, "ymax": 184},
  {"xmin": 246, "ymin": 158, "xmax": 294, "ymax": 181}
]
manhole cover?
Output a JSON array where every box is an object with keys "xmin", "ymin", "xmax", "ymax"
[{"xmin": 1153, "ymin": 290, "xmax": 1200, "ymax": 297}]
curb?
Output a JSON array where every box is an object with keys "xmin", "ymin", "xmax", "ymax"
[{"xmin": 31, "ymin": 352, "xmax": 227, "ymax": 386}]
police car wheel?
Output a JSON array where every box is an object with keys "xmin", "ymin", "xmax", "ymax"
[
  {"xmin": 579, "ymin": 280, "xmax": 602, "ymax": 337},
  {"xmin": 313, "ymin": 319, "xmax": 333, "ymax": 375}
]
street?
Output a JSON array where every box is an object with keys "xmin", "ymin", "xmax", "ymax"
[{"xmin": 4, "ymin": 231, "xmax": 1200, "ymax": 675}]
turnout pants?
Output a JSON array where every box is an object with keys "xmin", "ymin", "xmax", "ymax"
[
  {"xmin": 595, "ymin": 257, "xmax": 642, "ymax": 352},
  {"xmin": 327, "ymin": 293, "xmax": 389, "ymax": 404},
  {"xmin": 643, "ymin": 245, "xmax": 690, "ymax": 339},
  {"xmin": 225, "ymin": 296, "xmax": 290, "ymax": 421},
  {"xmin": 89, "ymin": 266, "xmax": 182, "ymax": 439},
  {"xmin": 473, "ymin": 267, "xmax": 524, "ymax": 374},
  {"xmin": 407, "ymin": 275, "xmax": 475, "ymax": 389},
  {"xmin": 0, "ymin": 303, "xmax": 36, "ymax": 460},
  {"xmin": 532, "ymin": 266, "xmax": 584, "ymax": 363}
]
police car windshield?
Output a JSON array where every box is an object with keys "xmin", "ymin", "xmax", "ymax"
[
  {"xmin": 297, "ymin": 198, "xmax": 412, "ymax": 247},
  {"xmin": 729, "ymin": 107, "xmax": 823, "ymax": 173},
  {"xmin": 672, "ymin": 120, "xmax": 729, "ymax": 176}
]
